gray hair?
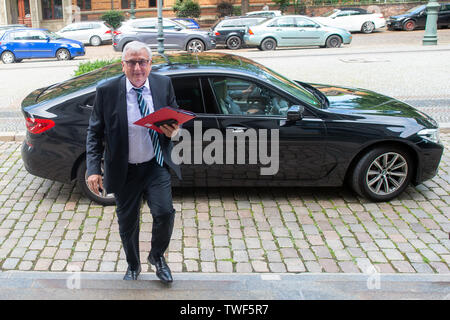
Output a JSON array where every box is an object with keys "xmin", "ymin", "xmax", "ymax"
[{"xmin": 122, "ymin": 41, "xmax": 152, "ymax": 61}]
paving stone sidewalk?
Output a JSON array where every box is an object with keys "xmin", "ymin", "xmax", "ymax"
[{"xmin": 0, "ymin": 134, "xmax": 449, "ymax": 275}]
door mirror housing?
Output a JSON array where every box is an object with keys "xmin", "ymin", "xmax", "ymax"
[{"xmin": 287, "ymin": 105, "xmax": 304, "ymax": 122}]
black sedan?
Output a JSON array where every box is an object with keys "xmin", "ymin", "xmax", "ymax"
[
  {"xmin": 387, "ymin": 3, "xmax": 450, "ymax": 31},
  {"xmin": 21, "ymin": 53, "xmax": 443, "ymax": 205}
]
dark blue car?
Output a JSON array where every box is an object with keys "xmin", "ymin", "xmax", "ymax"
[{"xmin": 0, "ymin": 28, "xmax": 85, "ymax": 64}]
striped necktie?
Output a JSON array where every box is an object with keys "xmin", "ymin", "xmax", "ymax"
[{"xmin": 133, "ymin": 87, "xmax": 164, "ymax": 166}]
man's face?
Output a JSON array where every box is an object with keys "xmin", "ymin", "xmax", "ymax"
[{"xmin": 122, "ymin": 48, "xmax": 152, "ymax": 88}]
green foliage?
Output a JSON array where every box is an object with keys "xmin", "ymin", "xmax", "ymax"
[
  {"xmin": 217, "ymin": 1, "xmax": 234, "ymax": 17},
  {"xmin": 173, "ymin": 0, "xmax": 201, "ymax": 18},
  {"xmin": 74, "ymin": 58, "xmax": 121, "ymax": 77},
  {"xmin": 101, "ymin": 11, "xmax": 125, "ymax": 30},
  {"xmin": 233, "ymin": 5, "xmax": 242, "ymax": 16}
]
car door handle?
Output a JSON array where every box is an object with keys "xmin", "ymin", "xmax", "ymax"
[
  {"xmin": 78, "ymin": 104, "xmax": 93, "ymax": 109},
  {"xmin": 276, "ymin": 29, "xmax": 282, "ymax": 31},
  {"xmin": 298, "ymin": 29, "xmax": 305, "ymax": 32},
  {"xmin": 226, "ymin": 126, "xmax": 246, "ymax": 133}
]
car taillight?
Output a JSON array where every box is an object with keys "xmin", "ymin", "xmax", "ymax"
[
  {"xmin": 248, "ymin": 28, "xmax": 254, "ymax": 35},
  {"xmin": 26, "ymin": 117, "xmax": 55, "ymax": 134},
  {"xmin": 105, "ymin": 30, "xmax": 111, "ymax": 34},
  {"xmin": 113, "ymin": 30, "xmax": 121, "ymax": 35},
  {"xmin": 214, "ymin": 31, "xmax": 220, "ymax": 36}
]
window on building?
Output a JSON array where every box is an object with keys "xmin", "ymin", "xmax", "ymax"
[
  {"xmin": 77, "ymin": 0, "xmax": 91, "ymax": 10},
  {"xmin": 149, "ymin": 0, "xmax": 156, "ymax": 7},
  {"xmin": 41, "ymin": 0, "xmax": 63, "ymax": 20},
  {"xmin": 122, "ymin": 0, "xmax": 130, "ymax": 9}
]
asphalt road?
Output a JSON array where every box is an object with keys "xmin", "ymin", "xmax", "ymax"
[{"xmin": 0, "ymin": 29, "xmax": 449, "ymax": 131}]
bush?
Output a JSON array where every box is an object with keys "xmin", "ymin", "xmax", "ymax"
[
  {"xmin": 74, "ymin": 58, "xmax": 121, "ymax": 77},
  {"xmin": 173, "ymin": 0, "xmax": 201, "ymax": 18},
  {"xmin": 217, "ymin": 1, "xmax": 233, "ymax": 17},
  {"xmin": 101, "ymin": 11, "xmax": 125, "ymax": 30}
]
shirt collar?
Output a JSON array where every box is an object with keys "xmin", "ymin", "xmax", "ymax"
[{"xmin": 126, "ymin": 78, "xmax": 150, "ymax": 93}]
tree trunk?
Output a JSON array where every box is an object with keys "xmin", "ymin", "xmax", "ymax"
[{"xmin": 241, "ymin": 0, "xmax": 249, "ymax": 14}]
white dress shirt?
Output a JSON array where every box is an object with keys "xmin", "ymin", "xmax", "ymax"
[{"xmin": 126, "ymin": 78, "xmax": 156, "ymax": 164}]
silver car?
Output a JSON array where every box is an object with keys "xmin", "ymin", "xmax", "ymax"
[
  {"xmin": 113, "ymin": 18, "xmax": 216, "ymax": 52},
  {"xmin": 56, "ymin": 21, "xmax": 112, "ymax": 46}
]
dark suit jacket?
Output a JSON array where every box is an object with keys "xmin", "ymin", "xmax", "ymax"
[{"xmin": 86, "ymin": 73, "xmax": 181, "ymax": 194}]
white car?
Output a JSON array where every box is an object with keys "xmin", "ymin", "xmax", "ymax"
[
  {"xmin": 245, "ymin": 10, "xmax": 282, "ymax": 18},
  {"xmin": 312, "ymin": 8, "xmax": 386, "ymax": 34},
  {"xmin": 56, "ymin": 21, "xmax": 112, "ymax": 46}
]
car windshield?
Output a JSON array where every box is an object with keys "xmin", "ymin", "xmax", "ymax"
[
  {"xmin": 46, "ymin": 31, "xmax": 63, "ymax": 39},
  {"xmin": 407, "ymin": 5, "xmax": 426, "ymax": 14},
  {"xmin": 321, "ymin": 9, "xmax": 339, "ymax": 17}
]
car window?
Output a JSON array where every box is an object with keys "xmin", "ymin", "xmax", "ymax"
[
  {"xmin": 132, "ymin": 20, "xmax": 156, "ymax": 29},
  {"xmin": 272, "ymin": 17, "xmax": 296, "ymax": 28},
  {"xmin": 171, "ymin": 76, "xmax": 205, "ymax": 114},
  {"xmin": 221, "ymin": 19, "xmax": 243, "ymax": 28},
  {"xmin": 11, "ymin": 31, "xmax": 28, "ymax": 40},
  {"xmin": 163, "ymin": 20, "xmax": 182, "ymax": 29},
  {"xmin": 27, "ymin": 30, "xmax": 48, "ymax": 40},
  {"xmin": 78, "ymin": 24, "xmax": 92, "ymax": 30},
  {"xmin": 210, "ymin": 77, "xmax": 291, "ymax": 116},
  {"xmin": 91, "ymin": 23, "xmax": 102, "ymax": 29},
  {"xmin": 295, "ymin": 17, "xmax": 318, "ymax": 28}
]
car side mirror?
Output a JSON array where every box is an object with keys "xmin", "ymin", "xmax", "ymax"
[
  {"xmin": 287, "ymin": 105, "xmax": 304, "ymax": 122},
  {"xmin": 46, "ymin": 36, "xmax": 50, "ymax": 41},
  {"xmin": 174, "ymin": 26, "xmax": 182, "ymax": 31}
]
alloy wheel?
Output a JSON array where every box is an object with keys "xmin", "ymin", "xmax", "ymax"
[
  {"xmin": 187, "ymin": 39, "xmax": 205, "ymax": 53},
  {"xmin": 362, "ymin": 21, "xmax": 375, "ymax": 34},
  {"xmin": 365, "ymin": 152, "xmax": 408, "ymax": 196},
  {"xmin": 1, "ymin": 51, "xmax": 15, "ymax": 64}
]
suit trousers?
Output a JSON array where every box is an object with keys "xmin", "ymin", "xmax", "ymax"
[{"xmin": 115, "ymin": 158, "xmax": 175, "ymax": 270}]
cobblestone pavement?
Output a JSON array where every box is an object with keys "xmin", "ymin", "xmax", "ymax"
[{"xmin": 0, "ymin": 134, "xmax": 448, "ymax": 275}]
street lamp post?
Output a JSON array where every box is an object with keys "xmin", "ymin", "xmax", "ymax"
[
  {"xmin": 422, "ymin": 0, "xmax": 439, "ymax": 45},
  {"xmin": 130, "ymin": 1, "xmax": 136, "ymax": 19},
  {"xmin": 157, "ymin": 0, "xmax": 164, "ymax": 54}
]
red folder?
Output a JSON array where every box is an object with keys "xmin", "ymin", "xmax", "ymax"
[{"xmin": 133, "ymin": 106, "xmax": 196, "ymax": 134}]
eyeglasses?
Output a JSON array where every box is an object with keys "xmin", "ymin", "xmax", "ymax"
[{"xmin": 123, "ymin": 59, "xmax": 150, "ymax": 67}]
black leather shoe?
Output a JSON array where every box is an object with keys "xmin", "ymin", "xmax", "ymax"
[
  {"xmin": 148, "ymin": 255, "xmax": 173, "ymax": 283},
  {"xmin": 123, "ymin": 265, "xmax": 141, "ymax": 280}
]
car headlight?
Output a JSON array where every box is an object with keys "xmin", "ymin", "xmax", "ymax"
[
  {"xmin": 71, "ymin": 44, "xmax": 81, "ymax": 48},
  {"xmin": 418, "ymin": 128, "xmax": 440, "ymax": 143}
]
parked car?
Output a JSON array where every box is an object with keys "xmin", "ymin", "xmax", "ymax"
[
  {"xmin": 211, "ymin": 15, "xmax": 268, "ymax": 49},
  {"xmin": 245, "ymin": 10, "xmax": 282, "ymax": 18},
  {"xmin": 244, "ymin": 15, "xmax": 352, "ymax": 50},
  {"xmin": 0, "ymin": 28, "xmax": 85, "ymax": 64},
  {"xmin": 113, "ymin": 18, "xmax": 216, "ymax": 52},
  {"xmin": 56, "ymin": 21, "xmax": 112, "ymax": 46},
  {"xmin": 312, "ymin": 8, "xmax": 386, "ymax": 34},
  {"xmin": 387, "ymin": 3, "xmax": 450, "ymax": 31},
  {"xmin": 20, "ymin": 52, "xmax": 443, "ymax": 205},
  {"xmin": 171, "ymin": 18, "xmax": 200, "ymax": 29}
]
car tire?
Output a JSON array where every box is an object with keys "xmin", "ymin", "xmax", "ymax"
[
  {"xmin": 403, "ymin": 20, "xmax": 416, "ymax": 31},
  {"xmin": 325, "ymin": 35, "xmax": 342, "ymax": 48},
  {"xmin": 1, "ymin": 51, "xmax": 16, "ymax": 64},
  {"xmin": 186, "ymin": 39, "xmax": 205, "ymax": 53},
  {"xmin": 56, "ymin": 48, "xmax": 71, "ymax": 61},
  {"xmin": 90, "ymin": 35, "xmax": 102, "ymax": 46},
  {"xmin": 76, "ymin": 159, "xmax": 116, "ymax": 206},
  {"xmin": 261, "ymin": 38, "xmax": 276, "ymax": 51},
  {"xmin": 226, "ymin": 36, "xmax": 242, "ymax": 50},
  {"xmin": 361, "ymin": 21, "xmax": 375, "ymax": 34},
  {"xmin": 15, "ymin": 58, "xmax": 23, "ymax": 63},
  {"xmin": 351, "ymin": 146, "xmax": 413, "ymax": 202}
]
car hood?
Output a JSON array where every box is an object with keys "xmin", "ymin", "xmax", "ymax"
[
  {"xmin": 52, "ymin": 37, "xmax": 83, "ymax": 45},
  {"xmin": 310, "ymin": 83, "xmax": 438, "ymax": 127},
  {"xmin": 388, "ymin": 14, "xmax": 410, "ymax": 20}
]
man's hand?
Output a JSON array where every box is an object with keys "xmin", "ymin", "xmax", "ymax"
[
  {"xmin": 87, "ymin": 174, "xmax": 103, "ymax": 196},
  {"xmin": 160, "ymin": 123, "xmax": 180, "ymax": 138}
]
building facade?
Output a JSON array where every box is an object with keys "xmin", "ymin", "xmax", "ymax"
[{"xmin": 0, "ymin": 0, "xmax": 270, "ymax": 31}]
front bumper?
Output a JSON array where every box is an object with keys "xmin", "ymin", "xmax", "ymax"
[
  {"xmin": 414, "ymin": 139, "xmax": 444, "ymax": 185},
  {"xmin": 387, "ymin": 20, "xmax": 404, "ymax": 29}
]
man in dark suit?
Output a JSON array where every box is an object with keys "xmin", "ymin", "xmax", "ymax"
[{"xmin": 86, "ymin": 41, "xmax": 180, "ymax": 283}]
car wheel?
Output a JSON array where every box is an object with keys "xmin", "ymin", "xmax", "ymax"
[
  {"xmin": 186, "ymin": 39, "xmax": 205, "ymax": 53},
  {"xmin": 226, "ymin": 36, "xmax": 242, "ymax": 50},
  {"xmin": 1, "ymin": 51, "xmax": 16, "ymax": 64},
  {"xmin": 351, "ymin": 146, "xmax": 413, "ymax": 202},
  {"xmin": 56, "ymin": 48, "xmax": 71, "ymax": 61},
  {"xmin": 90, "ymin": 35, "xmax": 102, "ymax": 46},
  {"xmin": 261, "ymin": 38, "xmax": 276, "ymax": 51},
  {"xmin": 76, "ymin": 159, "xmax": 116, "ymax": 206},
  {"xmin": 361, "ymin": 21, "xmax": 375, "ymax": 34},
  {"xmin": 403, "ymin": 20, "xmax": 416, "ymax": 31},
  {"xmin": 325, "ymin": 35, "xmax": 342, "ymax": 48}
]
